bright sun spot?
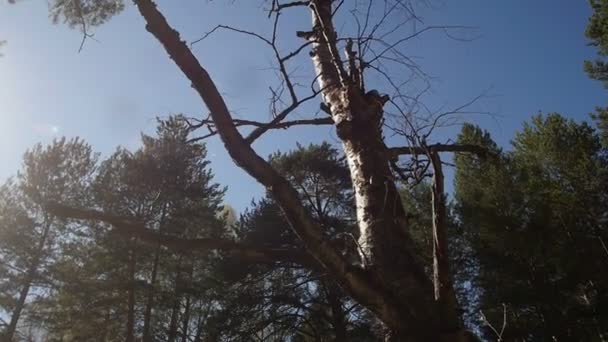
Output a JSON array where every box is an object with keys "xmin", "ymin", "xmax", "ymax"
[{"xmin": 33, "ymin": 123, "xmax": 61, "ymax": 136}]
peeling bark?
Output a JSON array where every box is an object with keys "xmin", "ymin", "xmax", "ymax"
[
  {"xmin": 132, "ymin": 0, "xmax": 420, "ymax": 336},
  {"xmin": 307, "ymin": 0, "xmax": 438, "ymax": 338},
  {"xmin": 123, "ymin": 0, "xmax": 473, "ymax": 340}
]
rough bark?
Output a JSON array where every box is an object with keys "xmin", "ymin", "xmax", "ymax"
[
  {"xmin": 131, "ymin": 1, "xmax": 434, "ymax": 339},
  {"xmin": 98, "ymin": 0, "xmax": 482, "ymax": 340},
  {"xmin": 306, "ymin": 0, "xmax": 438, "ymax": 338},
  {"xmin": 429, "ymin": 151, "xmax": 466, "ymax": 341},
  {"xmin": 4, "ymin": 218, "xmax": 52, "ymax": 341}
]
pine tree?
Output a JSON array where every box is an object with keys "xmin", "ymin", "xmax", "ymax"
[
  {"xmin": 586, "ymin": 0, "xmax": 608, "ymax": 88},
  {"xmin": 0, "ymin": 138, "xmax": 97, "ymax": 341},
  {"xmin": 455, "ymin": 115, "xmax": 608, "ymax": 341}
]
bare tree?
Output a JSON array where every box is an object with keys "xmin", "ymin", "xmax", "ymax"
[{"xmin": 45, "ymin": 0, "xmax": 489, "ymax": 340}]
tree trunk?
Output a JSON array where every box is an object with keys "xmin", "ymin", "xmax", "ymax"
[
  {"xmin": 142, "ymin": 244, "xmax": 161, "ymax": 342},
  {"xmin": 181, "ymin": 295, "xmax": 191, "ymax": 342},
  {"xmin": 326, "ymin": 284, "xmax": 347, "ymax": 342},
  {"xmin": 167, "ymin": 295, "xmax": 180, "ymax": 342},
  {"xmin": 167, "ymin": 269, "xmax": 182, "ymax": 342},
  {"xmin": 101, "ymin": 307, "xmax": 111, "ymax": 341},
  {"xmin": 181, "ymin": 266, "xmax": 193, "ymax": 342},
  {"xmin": 193, "ymin": 303, "xmax": 207, "ymax": 342},
  {"xmin": 126, "ymin": 244, "xmax": 137, "ymax": 342},
  {"xmin": 306, "ymin": 1, "xmax": 438, "ymax": 339},
  {"xmin": 193, "ymin": 315, "xmax": 204, "ymax": 342},
  {"xmin": 429, "ymin": 151, "xmax": 467, "ymax": 341},
  {"xmin": 4, "ymin": 218, "xmax": 52, "ymax": 341},
  {"xmin": 131, "ymin": 1, "xmax": 469, "ymax": 340}
]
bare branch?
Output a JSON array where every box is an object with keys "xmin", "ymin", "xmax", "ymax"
[
  {"xmin": 46, "ymin": 202, "xmax": 314, "ymax": 266},
  {"xmin": 73, "ymin": 0, "xmax": 99, "ymax": 53},
  {"xmin": 186, "ymin": 116, "xmax": 333, "ymax": 144},
  {"xmin": 388, "ymin": 143, "xmax": 490, "ymax": 158},
  {"xmin": 281, "ymin": 41, "xmax": 314, "ymax": 62},
  {"xmin": 192, "ymin": 25, "xmax": 273, "ymax": 47},
  {"xmin": 186, "ymin": 130, "xmax": 218, "ymax": 144},
  {"xmin": 246, "ymin": 91, "xmax": 322, "ymax": 144},
  {"xmin": 480, "ymin": 303, "xmax": 508, "ymax": 342},
  {"xmin": 191, "ymin": 19, "xmax": 320, "ymax": 142},
  {"xmin": 132, "ymin": 2, "xmax": 399, "ymax": 325},
  {"xmin": 240, "ymin": 117, "xmax": 333, "ymax": 129},
  {"xmin": 366, "ymin": 25, "xmax": 475, "ymax": 66},
  {"xmin": 268, "ymin": 0, "xmax": 310, "ymax": 17}
]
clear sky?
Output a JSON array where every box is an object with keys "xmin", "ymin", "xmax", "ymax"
[{"xmin": 0, "ymin": 1, "xmax": 605, "ymax": 211}]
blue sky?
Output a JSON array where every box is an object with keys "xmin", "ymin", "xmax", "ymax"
[{"xmin": 0, "ymin": 0, "xmax": 605, "ymax": 211}]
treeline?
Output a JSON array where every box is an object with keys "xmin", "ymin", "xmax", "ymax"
[{"xmin": 0, "ymin": 112, "xmax": 606, "ymax": 341}]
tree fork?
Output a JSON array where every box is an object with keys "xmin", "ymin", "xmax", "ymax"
[{"xmin": 307, "ymin": 0, "xmax": 441, "ymax": 339}]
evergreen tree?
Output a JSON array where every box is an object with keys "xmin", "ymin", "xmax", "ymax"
[
  {"xmin": 25, "ymin": 118, "xmax": 227, "ymax": 341},
  {"xmin": 0, "ymin": 138, "xmax": 97, "ymax": 341},
  {"xmin": 586, "ymin": 0, "xmax": 608, "ymax": 88},
  {"xmin": 455, "ymin": 115, "xmax": 608, "ymax": 341}
]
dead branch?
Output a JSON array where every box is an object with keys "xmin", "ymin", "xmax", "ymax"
[
  {"xmin": 388, "ymin": 143, "xmax": 490, "ymax": 158},
  {"xmin": 190, "ymin": 19, "xmax": 322, "ymax": 143},
  {"xmin": 46, "ymin": 202, "xmax": 315, "ymax": 266},
  {"xmin": 185, "ymin": 116, "xmax": 333, "ymax": 144},
  {"xmin": 268, "ymin": 0, "xmax": 310, "ymax": 17},
  {"xmin": 132, "ymin": 2, "xmax": 405, "ymax": 331},
  {"xmin": 73, "ymin": 0, "xmax": 99, "ymax": 53}
]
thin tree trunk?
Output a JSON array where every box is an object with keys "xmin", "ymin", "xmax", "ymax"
[
  {"xmin": 181, "ymin": 265, "xmax": 193, "ymax": 342},
  {"xmin": 429, "ymin": 151, "xmax": 467, "ymax": 341},
  {"xmin": 142, "ymin": 244, "xmax": 161, "ymax": 342},
  {"xmin": 126, "ymin": 243, "xmax": 137, "ymax": 342},
  {"xmin": 326, "ymin": 284, "xmax": 347, "ymax": 342},
  {"xmin": 193, "ymin": 315, "xmax": 204, "ymax": 342},
  {"xmin": 100, "ymin": 307, "xmax": 111, "ymax": 341},
  {"xmin": 143, "ymin": 203, "xmax": 168, "ymax": 342},
  {"xmin": 4, "ymin": 217, "xmax": 52, "ymax": 341},
  {"xmin": 193, "ymin": 303, "xmax": 208, "ymax": 342},
  {"xmin": 181, "ymin": 294, "xmax": 191, "ymax": 342},
  {"xmin": 167, "ymin": 266, "xmax": 182, "ymax": 342},
  {"xmin": 167, "ymin": 295, "xmax": 180, "ymax": 342}
]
